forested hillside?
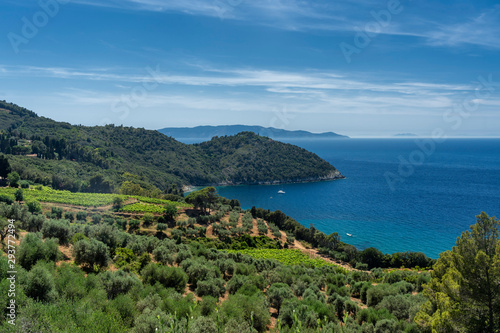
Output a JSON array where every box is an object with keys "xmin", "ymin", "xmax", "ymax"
[{"xmin": 0, "ymin": 101, "xmax": 343, "ymax": 193}]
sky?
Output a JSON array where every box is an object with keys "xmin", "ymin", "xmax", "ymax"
[{"xmin": 0, "ymin": 0, "xmax": 499, "ymax": 137}]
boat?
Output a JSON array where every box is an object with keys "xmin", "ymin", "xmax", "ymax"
[
  {"xmin": 278, "ymin": 190, "xmax": 285, "ymax": 194},
  {"xmin": 346, "ymin": 233, "xmax": 353, "ymax": 237}
]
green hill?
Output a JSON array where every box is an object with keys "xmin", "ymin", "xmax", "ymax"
[{"xmin": 0, "ymin": 101, "xmax": 343, "ymax": 192}]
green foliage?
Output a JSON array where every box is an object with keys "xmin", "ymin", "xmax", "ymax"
[
  {"xmin": 0, "ymin": 154, "xmax": 11, "ymax": 178},
  {"xmin": 14, "ymin": 188, "xmax": 23, "ymax": 202},
  {"xmin": 141, "ymin": 263, "xmax": 188, "ymax": 293},
  {"xmin": 99, "ymin": 270, "xmax": 141, "ymax": 299},
  {"xmin": 267, "ymin": 283, "xmax": 294, "ymax": 313},
  {"xmin": 163, "ymin": 202, "xmax": 178, "ymax": 221},
  {"xmin": 41, "ymin": 219, "xmax": 70, "ymax": 244},
  {"xmin": 7, "ymin": 171, "xmax": 20, "ymax": 188},
  {"xmin": 25, "ymin": 199, "xmax": 42, "ymax": 214},
  {"xmin": 76, "ymin": 211, "xmax": 87, "ymax": 221},
  {"xmin": 91, "ymin": 213, "xmax": 102, "ymax": 224},
  {"xmin": 227, "ymin": 249, "xmax": 336, "ymax": 268},
  {"xmin": 25, "ymin": 263, "xmax": 57, "ymax": 302},
  {"xmin": 196, "ymin": 278, "xmax": 226, "ymax": 298},
  {"xmin": 416, "ymin": 212, "xmax": 500, "ymax": 332},
  {"xmin": 73, "ymin": 238, "xmax": 110, "ymax": 270},
  {"xmin": 18, "ymin": 233, "xmax": 60, "ymax": 270}
]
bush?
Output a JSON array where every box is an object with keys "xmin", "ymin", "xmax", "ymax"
[
  {"xmin": 0, "ymin": 194, "xmax": 14, "ymax": 205},
  {"xmin": 20, "ymin": 180, "xmax": 30, "ymax": 189},
  {"xmin": 25, "ymin": 264, "xmax": 57, "ymax": 302},
  {"xmin": 14, "ymin": 188, "xmax": 23, "ymax": 202},
  {"xmin": 190, "ymin": 316, "xmax": 217, "ymax": 333},
  {"xmin": 18, "ymin": 233, "xmax": 60, "ymax": 270},
  {"xmin": 141, "ymin": 263, "xmax": 188, "ymax": 293},
  {"xmin": 221, "ymin": 293, "xmax": 270, "ymax": 333},
  {"xmin": 199, "ymin": 296, "xmax": 218, "ymax": 316},
  {"xmin": 142, "ymin": 213, "xmax": 154, "ymax": 226},
  {"xmin": 267, "ymin": 283, "xmax": 294, "ymax": 313},
  {"xmin": 64, "ymin": 211, "xmax": 75, "ymax": 222},
  {"xmin": 76, "ymin": 211, "xmax": 88, "ymax": 222},
  {"xmin": 25, "ymin": 214, "xmax": 45, "ymax": 232},
  {"xmin": 99, "ymin": 270, "xmax": 141, "ymax": 299},
  {"xmin": 73, "ymin": 238, "xmax": 110, "ymax": 269},
  {"xmin": 41, "ymin": 219, "xmax": 70, "ymax": 245},
  {"xmin": 196, "ymin": 278, "xmax": 226, "ymax": 298},
  {"xmin": 51, "ymin": 207, "xmax": 63, "ymax": 219},
  {"xmin": 91, "ymin": 214, "xmax": 102, "ymax": 224},
  {"xmin": 24, "ymin": 200, "xmax": 41, "ymax": 214},
  {"xmin": 156, "ymin": 223, "xmax": 167, "ymax": 232}
]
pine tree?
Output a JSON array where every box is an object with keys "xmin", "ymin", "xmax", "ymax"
[{"xmin": 415, "ymin": 212, "xmax": 500, "ymax": 332}]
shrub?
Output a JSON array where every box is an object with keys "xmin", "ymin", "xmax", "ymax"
[
  {"xmin": 99, "ymin": 270, "xmax": 141, "ymax": 299},
  {"xmin": 20, "ymin": 180, "xmax": 30, "ymax": 189},
  {"xmin": 18, "ymin": 233, "xmax": 60, "ymax": 270},
  {"xmin": 64, "ymin": 211, "xmax": 75, "ymax": 222},
  {"xmin": 51, "ymin": 207, "xmax": 64, "ymax": 219},
  {"xmin": 25, "ymin": 264, "xmax": 57, "ymax": 302},
  {"xmin": 141, "ymin": 263, "xmax": 188, "ymax": 293},
  {"xmin": 156, "ymin": 223, "xmax": 167, "ymax": 232},
  {"xmin": 267, "ymin": 283, "xmax": 294, "ymax": 313},
  {"xmin": 142, "ymin": 213, "xmax": 154, "ymax": 226},
  {"xmin": 0, "ymin": 194, "xmax": 14, "ymax": 205},
  {"xmin": 73, "ymin": 238, "xmax": 110, "ymax": 269},
  {"xmin": 76, "ymin": 211, "xmax": 88, "ymax": 221},
  {"xmin": 128, "ymin": 219, "xmax": 140, "ymax": 231},
  {"xmin": 71, "ymin": 232, "xmax": 88, "ymax": 244},
  {"xmin": 41, "ymin": 219, "xmax": 70, "ymax": 245},
  {"xmin": 199, "ymin": 296, "xmax": 218, "ymax": 316},
  {"xmin": 14, "ymin": 189, "xmax": 24, "ymax": 202},
  {"xmin": 196, "ymin": 278, "xmax": 226, "ymax": 298},
  {"xmin": 25, "ymin": 214, "xmax": 45, "ymax": 232},
  {"xmin": 190, "ymin": 316, "xmax": 217, "ymax": 333},
  {"xmin": 91, "ymin": 214, "xmax": 102, "ymax": 224}
]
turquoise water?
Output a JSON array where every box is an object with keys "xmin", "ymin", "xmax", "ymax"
[{"xmin": 216, "ymin": 139, "xmax": 500, "ymax": 258}]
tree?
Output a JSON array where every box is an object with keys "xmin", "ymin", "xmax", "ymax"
[
  {"xmin": 0, "ymin": 154, "xmax": 11, "ymax": 179},
  {"xmin": 14, "ymin": 189, "xmax": 23, "ymax": 202},
  {"xmin": 185, "ymin": 187, "xmax": 218, "ymax": 214},
  {"xmin": 7, "ymin": 171, "xmax": 20, "ymax": 188},
  {"xmin": 112, "ymin": 196, "xmax": 124, "ymax": 211},
  {"xmin": 73, "ymin": 238, "xmax": 110, "ymax": 270},
  {"xmin": 163, "ymin": 202, "xmax": 178, "ymax": 221},
  {"xmin": 267, "ymin": 283, "xmax": 294, "ymax": 314},
  {"xmin": 26, "ymin": 200, "xmax": 42, "ymax": 214},
  {"xmin": 415, "ymin": 212, "xmax": 500, "ymax": 333}
]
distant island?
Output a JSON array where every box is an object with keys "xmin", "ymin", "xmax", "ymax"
[
  {"xmin": 394, "ymin": 133, "xmax": 418, "ymax": 137},
  {"xmin": 158, "ymin": 125, "xmax": 348, "ymax": 143}
]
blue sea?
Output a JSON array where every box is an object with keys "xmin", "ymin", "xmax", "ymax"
[{"xmin": 216, "ymin": 138, "xmax": 500, "ymax": 259}]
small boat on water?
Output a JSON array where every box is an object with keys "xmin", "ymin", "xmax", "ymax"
[
  {"xmin": 278, "ymin": 190, "xmax": 285, "ymax": 194},
  {"xmin": 346, "ymin": 233, "xmax": 353, "ymax": 237}
]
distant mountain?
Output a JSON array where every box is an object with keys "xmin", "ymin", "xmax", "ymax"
[
  {"xmin": 394, "ymin": 133, "xmax": 418, "ymax": 137},
  {"xmin": 0, "ymin": 101, "xmax": 344, "ymax": 191},
  {"xmin": 158, "ymin": 125, "xmax": 348, "ymax": 143}
]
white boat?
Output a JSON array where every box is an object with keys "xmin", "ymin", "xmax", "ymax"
[
  {"xmin": 346, "ymin": 233, "xmax": 353, "ymax": 237},
  {"xmin": 278, "ymin": 190, "xmax": 285, "ymax": 194}
]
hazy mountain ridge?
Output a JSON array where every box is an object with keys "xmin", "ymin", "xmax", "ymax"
[{"xmin": 159, "ymin": 125, "xmax": 348, "ymax": 143}]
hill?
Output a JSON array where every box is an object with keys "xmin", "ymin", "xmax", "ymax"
[
  {"xmin": 0, "ymin": 101, "xmax": 343, "ymax": 192},
  {"xmin": 158, "ymin": 125, "xmax": 348, "ymax": 143}
]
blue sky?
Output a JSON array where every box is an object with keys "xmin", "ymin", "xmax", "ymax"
[{"xmin": 1, "ymin": 0, "xmax": 499, "ymax": 137}]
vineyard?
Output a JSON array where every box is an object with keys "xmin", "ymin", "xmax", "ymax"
[
  {"xmin": 120, "ymin": 202, "xmax": 166, "ymax": 214},
  {"xmin": 227, "ymin": 248, "xmax": 337, "ymax": 268},
  {"xmin": 0, "ymin": 186, "xmax": 126, "ymax": 207},
  {"xmin": 133, "ymin": 196, "xmax": 192, "ymax": 208}
]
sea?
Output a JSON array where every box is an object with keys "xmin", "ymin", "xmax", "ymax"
[{"xmin": 214, "ymin": 138, "xmax": 500, "ymax": 259}]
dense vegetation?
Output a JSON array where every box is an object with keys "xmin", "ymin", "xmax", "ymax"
[
  {"xmin": 0, "ymin": 101, "xmax": 342, "ymax": 193},
  {"xmin": 4, "ymin": 184, "xmax": 493, "ymax": 332},
  {"xmin": 0, "ymin": 186, "xmax": 437, "ymax": 332}
]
